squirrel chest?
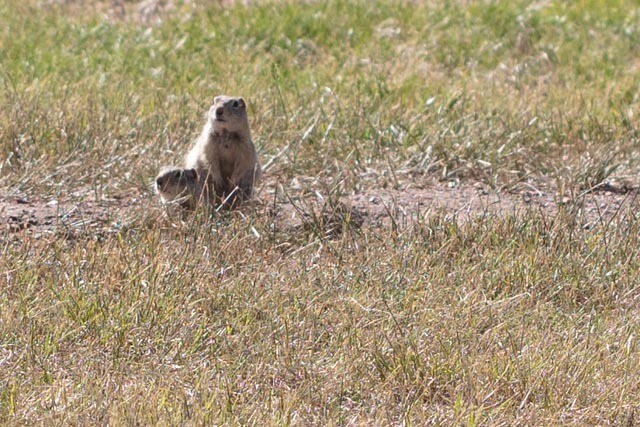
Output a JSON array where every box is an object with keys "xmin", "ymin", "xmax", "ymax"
[{"xmin": 211, "ymin": 133, "xmax": 246, "ymax": 176}]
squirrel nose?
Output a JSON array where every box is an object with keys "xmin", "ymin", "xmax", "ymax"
[{"xmin": 215, "ymin": 107, "xmax": 224, "ymax": 118}]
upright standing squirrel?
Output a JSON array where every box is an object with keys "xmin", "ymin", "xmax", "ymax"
[{"xmin": 185, "ymin": 95, "xmax": 262, "ymax": 207}]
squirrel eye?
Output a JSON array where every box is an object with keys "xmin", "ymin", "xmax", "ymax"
[
  {"xmin": 175, "ymin": 170, "xmax": 183, "ymax": 178},
  {"xmin": 232, "ymin": 100, "xmax": 240, "ymax": 108}
]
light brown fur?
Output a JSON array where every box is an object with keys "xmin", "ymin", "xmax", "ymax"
[
  {"xmin": 185, "ymin": 95, "xmax": 262, "ymax": 207},
  {"xmin": 155, "ymin": 166, "xmax": 199, "ymax": 209}
]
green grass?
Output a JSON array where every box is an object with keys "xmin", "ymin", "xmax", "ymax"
[
  {"xmin": 3, "ymin": 0, "xmax": 640, "ymax": 192},
  {"xmin": 2, "ymin": 0, "xmax": 640, "ymax": 425}
]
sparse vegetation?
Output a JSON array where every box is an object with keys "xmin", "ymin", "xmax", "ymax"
[{"xmin": 2, "ymin": 0, "xmax": 640, "ymax": 425}]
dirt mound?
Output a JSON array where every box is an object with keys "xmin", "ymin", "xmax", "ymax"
[
  {"xmin": 2, "ymin": 193, "xmax": 145, "ymax": 240},
  {"xmin": 2, "ymin": 179, "xmax": 639, "ymax": 240}
]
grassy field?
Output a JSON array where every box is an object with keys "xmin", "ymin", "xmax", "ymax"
[{"xmin": 2, "ymin": 0, "xmax": 640, "ymax": 425}]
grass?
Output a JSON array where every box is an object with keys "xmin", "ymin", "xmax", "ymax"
[{"xmin": 2, "ymin": 0, "xmax": 640, "ymax": 425}]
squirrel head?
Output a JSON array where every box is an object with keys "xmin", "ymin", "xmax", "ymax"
[{"xmin": 207, "ymin": 95, "xmax": 250, "ymax": 137}]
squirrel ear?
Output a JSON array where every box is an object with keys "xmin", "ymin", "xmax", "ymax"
[
  {"xmin": 185, "ymin": 168, "xmax": 198, "ymax": 180},
  {"xmin": 238, "ymin": 97, "xmax": 246, "ymax": 108},
  {"xmin": 214, "ymin": 96, "xmax": 221, "ymax": 104}
]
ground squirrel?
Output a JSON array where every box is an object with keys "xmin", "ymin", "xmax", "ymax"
[
  {"xmin": 184, "ymin": 95, "xmax": 262, "ymax": 207},
  {"xmin": 155, "ymin": 166, "xmax": 199, "ymax": 209}
]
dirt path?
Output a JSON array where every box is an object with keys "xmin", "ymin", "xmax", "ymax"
[{"xmin": 2, "ymin": 179, "xmax": 639, "ymax": 240}]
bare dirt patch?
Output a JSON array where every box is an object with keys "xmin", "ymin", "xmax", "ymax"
[
  {"xmin": 349, "ymin": 181, "xmax": 639, "ymax": 225},
  {"xmin": 1, "ymin": 192, "xmax": 146, "ymax": 240},
  {"xmin": 3, "ymin": 177, "xmax": 639, "ymax": 241}
]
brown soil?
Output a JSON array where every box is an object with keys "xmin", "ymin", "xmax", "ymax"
[
  {"xmin": 3, "ymin": 177, "xmax": 639, "ymax": 241},
  {"xmin": 1, "ymin": 192, "xmax": 144, "ymax": 240}
]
